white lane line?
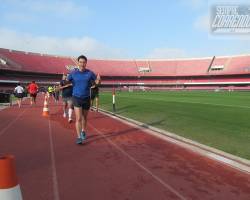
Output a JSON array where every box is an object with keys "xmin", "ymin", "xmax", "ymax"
[
  {"xmin": 48, "ymin": 119, "xmax": 60, "ymax": 200},
  {"xmin": 89, "ymin": 123, "xmax": 187, "ymax": 200},
  {"xmin": 0, "ymin": 109, "xmax": 26, "ymax": 136}
]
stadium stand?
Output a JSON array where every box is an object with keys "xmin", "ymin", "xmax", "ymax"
[{"xmin": 0, "ymin": 48, "xmax": 250, "ymax": 92}]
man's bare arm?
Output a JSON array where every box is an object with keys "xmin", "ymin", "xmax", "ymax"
[
  {"xmin": 95, "ymin": 74, "xmax": 101, "ymax": 85},
  {"xmin": 58, "ymin": 83, "xmax": 72, "ymax": 90}
]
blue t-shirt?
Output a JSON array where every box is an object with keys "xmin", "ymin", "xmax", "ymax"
[{"xmin": 68, "ymin": 69, "xmax": 96, "ymax": 99}]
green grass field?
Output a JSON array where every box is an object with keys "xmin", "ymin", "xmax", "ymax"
[{"xmin": 99, "ymin": 90, "xmax": 250, "ymax": 160}]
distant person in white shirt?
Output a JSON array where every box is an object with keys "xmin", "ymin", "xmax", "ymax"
[{"xmin": 14, "ymin": 83, "xmax": 24, "ymax": 108}]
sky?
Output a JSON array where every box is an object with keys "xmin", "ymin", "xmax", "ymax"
[{"xmin": 0, "ymin": 0, "xmax": 250, "ymax": 59}]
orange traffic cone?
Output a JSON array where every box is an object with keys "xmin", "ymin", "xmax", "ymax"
[
  {"xmin": 42, "ymin": 94, "xmax": 50, "ymax": 117},
  {"xmin": 0, "ymin": 155, "xmax": 23, "ymax": 200}
]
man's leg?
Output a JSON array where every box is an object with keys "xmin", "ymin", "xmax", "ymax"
[
  {"xmin": 95, "ymin": 97, "xmax": 99, "ymax": 112},
  {"xmin": 68, "ymin": 100, "xmax": 73, "ymax": 121},
  {"xmin": 17, "ymin": 99, "xmax": 21, "ymax": 108},
  {"xmin": 63, "ymin": 100, "xmax": 67, "ymax": 117},
  {"xmin": 30, "ymin": 94, "xmax": 33, "ymax": 105},
  {"xmin": 20, "ymin": 97, "xmax": 23, "ymax": 107},
  {"xmin": 56, "ymin": 94, "xmax": 59, "ymax": 103},
  {"xmin": 81, "ymin": 109, "xmax": 89, "ymax": 132},
  {"xmin": 90, "ymin": 98, "xmax": 95, "ymax": 111},
  {"xmin": 74, "ymin": 107, "xmax": 82, "ymax": 139}
]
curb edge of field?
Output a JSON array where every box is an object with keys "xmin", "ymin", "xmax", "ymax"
[{"xmin": 97, "ymin": 108, "xmax": 250, "ymax": 174}]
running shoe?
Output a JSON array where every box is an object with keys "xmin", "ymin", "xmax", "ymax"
[
  {"xmin": 76, "ymin": 137, "xmax": 82, "ymax": 145},
  {"xmin": 80, "ymin": 131, "xmax": 86, "ymax": 141}
]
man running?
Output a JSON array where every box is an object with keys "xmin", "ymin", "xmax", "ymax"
[
  {"xmin": 68, "ymin": 55, "xmax": 101, "ymax": 144},
  {"xmin": 60, "ymin": 73, "xmax": 73, "ymax": 123},
  {"xmin": 14, "ymin": 83, "xmax": 24, "ymax": 108},
  {"xmin": 27, "ymin": 81, "xmax": 38, "ymax": 105}
]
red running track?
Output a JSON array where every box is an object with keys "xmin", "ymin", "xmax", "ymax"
[{"xmin": 0, "ymin": 96, "xmax": 250, "ymax": 200}]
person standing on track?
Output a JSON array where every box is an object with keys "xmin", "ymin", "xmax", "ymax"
[
  {"xmin": 14, "ymin": 83, "xmax": 24, "ymax": 108},
  {"xmin": 53, "ymin": 85, "xmax": 60, "ymax": 103},
  {"xmin": 68, "ymin": 55, "xmax": 101, "ymax": 144},
  {"xmin": 90, "ymin": 82, "xmax": 100, "ymax": 112},
  {"xmin": 59, "ymin": 73, "xmax": 73, "ymax": 123},
  {"xmin": 27, "ymin": 81, "xmax": 38, "ymax": 105}
]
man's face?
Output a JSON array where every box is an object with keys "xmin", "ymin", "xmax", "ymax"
[{"xmin": 78, "ymin": 58, "xmax": 87, "ymax": 70}]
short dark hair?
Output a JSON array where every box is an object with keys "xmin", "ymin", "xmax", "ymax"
[
  {"xmin": 77, "ymin": 55, "xmax": 87, "ymax": 62},
  {"xmin": 32, "ymin": 81, "xmax": 35, "ymax": 83},
  {"xmin": 17, "ymin": 83, "xmax": 20, "ymax": 86}
]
